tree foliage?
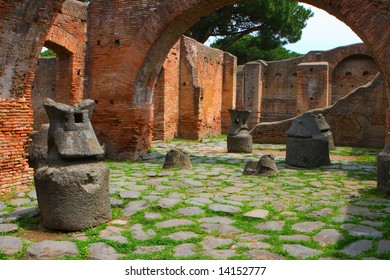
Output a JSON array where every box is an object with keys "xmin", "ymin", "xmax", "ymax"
[{"xmin": 186, "ymin": 0, "xmax": 313, "ymax": 63}]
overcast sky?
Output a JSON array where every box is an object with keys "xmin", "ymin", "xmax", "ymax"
[{"xmin": 285, "ymin": 4, "xmax": 362, "ymax": 54}]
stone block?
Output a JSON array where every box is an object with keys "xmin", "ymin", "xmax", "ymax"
[{"xmin": 34, "ymin": 163, "xmax": 112, "ymax": 231}]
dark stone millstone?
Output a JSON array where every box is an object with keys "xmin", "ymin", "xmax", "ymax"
[
  {"xmin": 243, "ymin": 155, "xmax": 278, "ymax": 177},
  {"xmin": 163, "ymin": 149, "xmax": 192, "ymax": 169},
  {"xmin": 285, "ymin": 113, "xmax": 330, "ymax": 168},
  {"xmin": 313, "ymin": 113, "xmax": 335, "ymax": 149},
  {"xmin": 34, "ymin": 163, "xmax": 112, "ymax": 231},
  {"xmin": 227, "ymin": 109, "xmax": 252, "ymax": 153}
]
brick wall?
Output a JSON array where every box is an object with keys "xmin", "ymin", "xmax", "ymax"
[
  {"xmin": 44, "ymin": 0, "xmax": 87, "ymax": 105},
  {"xmin": 0, "ymin": 0, "xmax": 64, "ymax": 192},
  {"xmin": 295, "ymin": 62, "xmax": 329, "ymax": 115},
  {"xmin": 153, "ymin": 41, "xmax": 181, "ymax": 141},
  {"xmin": 251, "ymin": 73, "xmax": 388, "ymax": 148},
  {"xmin": 238, "ymin": 44, "xmax": 380, "ymax": 123},
  {"xmin": 31, "ymin": 58, "xmax": 57, "ymax": 130}
]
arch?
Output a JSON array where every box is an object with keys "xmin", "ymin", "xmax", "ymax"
[
  {"xmin": 332, "ymin": 54, "xmax": 380, "ymax": 103},
  {"xmin": 87, "ymin": 0, "xmax": 390, "ymax": 157},
  {"xmin": 122, "ymin": 0, "xmax": 390, "ymax": 105}
]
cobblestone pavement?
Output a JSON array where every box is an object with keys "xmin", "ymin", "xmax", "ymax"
[{"xmin": 1, "ymin": 139, "xmax": 390, "ymax": 260}]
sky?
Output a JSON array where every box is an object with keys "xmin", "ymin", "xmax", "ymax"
[{"xmin": 285, "ymin": 4, "xmax": 362, "ymax": 54}]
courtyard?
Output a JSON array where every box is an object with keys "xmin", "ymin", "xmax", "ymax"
[{"xmin": 1, "ymin": 136, "xmax": 389, "ymax": 260}]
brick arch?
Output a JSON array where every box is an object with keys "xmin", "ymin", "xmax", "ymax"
[
  {"xmin": 43, "ymin": 0, "xmax": 87, "ymax": 104},
  {"xmin": 87, "ymin": 0, "xmax": 390, "ymax": 157},
  {"xmin": 128, "ymin": 0, "xmax": 390, "ymax": 105},
  {"xmin": 331, "ymin": 53, "xmax": 379, "ymax": 103}
]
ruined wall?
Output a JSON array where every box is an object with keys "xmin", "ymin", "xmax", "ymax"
[
  {"xmin": 31, "ymin": 58, "xmax": 57, "ymax": 130},
  {"xmin": 0, "ymin": 0, "xmax": 64, "ymax": 192},
  {"xmin": 332, "ymin": 54, "xmax": 379, "ymax": 103},
  {"xmin": 44, "ymin": 0, "xmax": 87, "ymax": 105},
  {"xmin": 251, "ymin": 74, "xmax": 387, "ymax": 148},
  {"xmin": 178, "ymin": 36, "xmax": 224, "ymax": 139},
  {"xmin": 153, "ymin": 41, "xmax": 181, "ymax": 141},
  {"xmin": 261, "ymin": 57, "xmax": 302, "ymax": 122},
  {"xmin": 238, "ymin": 44, "xmax": 379, "ymax": 123}
]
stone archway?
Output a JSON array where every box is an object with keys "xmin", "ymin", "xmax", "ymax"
[{"xmin": 87, "ymin": 0, "xmax": 390, "ymax": 158}]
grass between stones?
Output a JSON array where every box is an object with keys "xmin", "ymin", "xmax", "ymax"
[{"xmin": 1, "ymin": 137, "xmax": 390, "ymax": 260}]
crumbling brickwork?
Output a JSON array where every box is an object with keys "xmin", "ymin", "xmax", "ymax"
[
  {"xmin": 251, "ymin": 73, "xmax": 388, "ymax": 147},
  {"xmin": 237, "ymin": 44, "xmax": 380, "ymax": 125},
  {"xmin": 2, "ymin": 0, "xmax": 390, "ymax": 192},
  {"xmin": 153, "ymin": 36, "xmax": 235, "ymax": 141},
  {"xmin": 31, "ymin": 58, "xmax": 57, "ymax": 130},
  {"xmin": 0, "ymin": 0, "xmax": 64, "ymax": 191}
]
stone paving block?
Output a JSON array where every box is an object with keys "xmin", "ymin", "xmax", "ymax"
[
  {"xmin": 123, "ymin": 200, "xmax": 149, "ymax": 216},
  {"xmin": 198, "ymin": 216, "xmax": 234, "ymax": 224},
  {"xmin": 279, "ymin": 235, "xmax": 310, "ymax": 241},
  {"xmin": 341, "ymin": 240, "xmax": 373, "ymax": 257},
  {"xmin": 204, "ymin": 250, "xmax": 235, "ymax": 259},
  {"xmin": 155, "ymin": 219, "xmax": 194, "ymax": 228},
  {"xmin": 292, "ymin": 222, "xmax": 325, "ymax": 233},
  {"xmin": 110, "ymin": 197, "xmax": 124, "ymax": 207},
  {"xmin": 164, "ymin": 231, "xmax": 198, "ymax": 241},
  {"xmin": 134, "ymin": 246, "xmax": 165, "ymax": 254},
  {"xmin": 0, "ymin": 236, "xmax": 23, "ymax": 255},
  {"xmin": 283, "ymin": 244, "xmax": 322, "ymax": 259},
  {"xmin": 243, "ymin": 209, "xmax": 269, "ymax": 219},
  {"xmin": 10, "ymin": 198, "xmax": 31, "ymax": 207},
  {"xmin": 158, "ymin": 198, "xmax": 181, "ymax": 209},
  {"xmin": 341, "ymin": 224, "xmax": 383, "ymax": 238},
  {"xmin": 174, "ymin": 243, "xmax": 196, "ymax": 257},
  {"xmin": 377, "ymin": 240, "xmax": 390, "ymax": 254},
  {"xmin": 186, "ymin": 197, "xmax": 212, "ymax": 206},
  {"xmin": 0, "ymin": 224, "xmax": 18, "ymax": 233},
  {"xmin": 100, "ymin": 226, "xmax": 124, "ymax": 238},
  {"xmin": 89, "ymin": 243, "xmax": 125, "ymax": 260},
  {"xmin": 144, "ymin": 212, "xmax": 162, "ymax": 220},
  {"xmin": 307, "ymin": 208, "xmax": 333, "ymax": 218},
  {"xmin": 177, "ymin": 206, "xmax": 203, "ymax": 216},
  {"xmin": 26, "ymin": 241, "xmax": 79, "ymax": 260},
  {"xmin": 200, "ymin": 223, "xmax": 240, "ymax": 234},
  {"xmin": 201, "ymin": 236, "xmax": 233, "ymax": 250},
  {"xmin": 209, "ymin": 204, "xmax": 241, "ymax": 213},
  {"xmin": 234, "ymin": 241, "xmax": 271, "ymax": 249},
  {"xmin": 255, "ymin": 221, "xmax": 285, "ymax": 231},
  {"xmin": 314, "ymin": 229, "xmax": 344, "ymax": 245},
  {"xmin": 246, "ymin": 249, "xmax": 285, "ymax": 260},
  {"xmin": 237, "ymin": 233, "xmax": 269, "ymax": 241},
  {"xmin": 106, "ymin": 236, "xmax": 128, "ymax": 244},
  {"xmin": 119, "ymin": 190, "xmax": 141, "ymax": 200},
  {"xmin": 8, "ymin": 206, "xmax": 39, "ymax": 219},
  {"xmin": 0, "ymin": 201, "xmax": 7, "ymax": 211}
]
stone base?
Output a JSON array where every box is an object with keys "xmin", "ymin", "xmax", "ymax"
[
  {"xmin": 285, "ymin": 137, "xmax": 330, "ymax": 168},
  {"xmin": 34, "ymin": 163, "xmax": 112, "ymax": 231},
  {"xmin": 377, "ymin": 148, "xmax": 390, "ymax": 195},
  {"xmin": 227, "ymin": 133, "xmax": 253, "ymax": 153}
]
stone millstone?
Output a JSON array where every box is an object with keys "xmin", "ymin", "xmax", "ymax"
[
  {"xmin": 34, "ymin": 163, "xmax": 112, "ymax": 231},
  {"xmin": 163, "ymin": 149, "xmax": 192, "ymax": 169},
  {"xmin": 377, "ymin": 139, "xmax": 390, "ymax": 195},
  {"xmin": 243, "ymin": 155, "xmax": 278, "ymax": 177},
  {"xmin": 285, "ymin": 137, "xmax": 330, "ymax": 168}
]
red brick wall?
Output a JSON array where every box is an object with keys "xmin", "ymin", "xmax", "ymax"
[
  {"xmin": 251, "ymin": 73, "xmax": 388, "ymax": 147},
  {"xmin": 31, "ymin": 58, "xmax": 57, "ymax": 130},
  {"xmin": 0, "ymin": 0, "xmax": 64, "ymax": 192},
  {"xmin": 178, "ymin": 36, "xmax": 225, "ymax": 139},
  {"xmin": 87, "ymin": 0, "xmax": 390, "ymax": 157},
  {"xmin": 295, "ymin": 62, "xmax": 329, "ymax": 115},
  {"xmin": 153, "ymin": 41, "xmax": 181, "ymax": 141},
  {"xmin": 44, "ymin": 0, "xmax": 87, "ymax": 105}
]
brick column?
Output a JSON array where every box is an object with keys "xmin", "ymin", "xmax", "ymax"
[{"xmin": 296, "ymin": 62, "xmax": 329, "ymax": 115}]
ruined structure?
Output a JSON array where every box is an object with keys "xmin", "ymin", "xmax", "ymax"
[
  {"xmin": 243, "ymin": 155, "xmax": 278, "ymax": 177},
  {"xmin": 251, "ymin": 73, "xmax": 388, "ymax": 147},
  {"xmin": 2, "ymin": 0, "xmax": 390, "ymax": 192},
  {"xmin": 33, "ymin": 98, "xmax": 111, "ymax": 231},
  {"xmin": 237, "ymin": 44, "xmax": 381, "ymax": 126}
]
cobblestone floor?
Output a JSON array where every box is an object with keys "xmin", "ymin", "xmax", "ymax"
[{"xmin": 1, "ymin": 138, "xmax": 389, "ymax": 260}]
